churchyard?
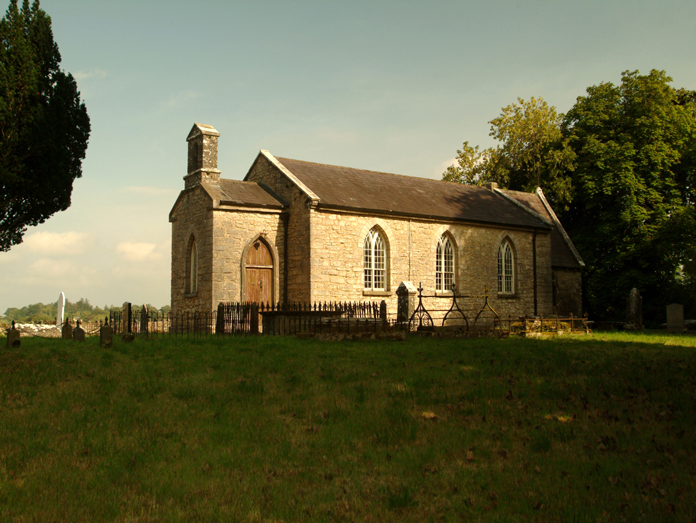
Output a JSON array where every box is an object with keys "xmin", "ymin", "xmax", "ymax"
[{"xmin": 1, "ymin": 331, "xmax": 695, "ymax": 521}]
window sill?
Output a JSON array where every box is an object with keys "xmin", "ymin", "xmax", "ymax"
[
  {"xmin": 435, "ymin": 290, "xmax": 454, "ymax": 297},
  {"xmin": 183, "ymin": 292, "xmax": 198, "ymax": 298},
  {"xmin": 497, "ymin": 293, "xmax": 518, "ymax": 300},
  {"xmin": 363, "ymin": 290, "xmax": 391, "ymax": 297}
]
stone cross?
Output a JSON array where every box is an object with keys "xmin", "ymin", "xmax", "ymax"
[
  {"xmin": 666, "ymin": 303, "xmax": 684, "ymax": 332},
  {"xmin": 100, "ymin": 317, "xmax": 113, "ymax": 348},
  {"xmin": 56, "ymin": 292, "xmax": 65, "ymax": 327},
  {"xmin": 7, "ymin": 321, "xmax": 20, "ymax": 348},
  {"xmin": 73, "ymin": 320, "xmax": 86, "ymax": 342},
  {"xmin": 61, "ymin": 320, "xmax": 73, "ymax": 340},
  {"xmin": 625, "ymin": 288, "xmax": 643, "ymax": 330}
]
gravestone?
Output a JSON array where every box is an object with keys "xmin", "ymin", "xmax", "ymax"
[
  {"xmin": 216, "ymin": 302, "xmax": 225, "ymax": 335},
  {"xmin": 666, "ymin": 303, "xmax": 684, "ymax": 332},
  {"xmin": 62, "ymin": 320, "xmax": 73, "ymax": 339},
  {"xmin": 7, "ymin": 321, "xmax": 20, "ymax": 348},
  {"xmin": 122, "ymin": 302, "xmax": 132, "ymax": 334},
  {"xmin": 380, "ymin": 300, "xmax": 387, "ymax": 324},
  {"xmin": 625, "ymin": 288, "xmax": 643, "ymax": 330},
  {"xmin": 100, "ymin": 317, "xmax": 113, "ymax": 348},
  {"xmin": 56, "ymin": 292, "xmax": 65, "ymax": 327},
  {"xmin": 72, "ymin": 320, "xmax": 86, "ymax": 342},
  {"xmin": 396, "ymin": 281, "xmax": 418, "ymax": 323},
  {"xmin": 140, "ymin": 304, "xmax": 149, "ymax": 337}
]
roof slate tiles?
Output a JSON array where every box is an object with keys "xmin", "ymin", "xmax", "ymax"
[
  {"xmin": 274, "ymin": 157, "xmax": 550, "ymax": 230},
  {"xmin": 205, "ymin": 179, "xmax": 285, "ymax": 209}
]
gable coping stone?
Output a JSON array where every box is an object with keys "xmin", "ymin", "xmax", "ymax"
[
  {"xmin": 260, "ymin": 150, "xmax": 320, "ymax": 204},
  {"xmin": 534, "ymin": 188, "xmax": 585, "ymax": 267}
]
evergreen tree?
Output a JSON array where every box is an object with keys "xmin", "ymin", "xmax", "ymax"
[{"xmin": 0, "ymin": 0, "xmax": 90, "ymax": 251}]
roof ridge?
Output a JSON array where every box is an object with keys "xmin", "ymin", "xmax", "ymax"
[{"xmin": 274, "ymin": 156, "xmax": 479, "ymax": 187}]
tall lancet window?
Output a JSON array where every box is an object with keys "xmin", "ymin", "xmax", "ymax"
[
  {"xmin": 189, "ymin": 239, "xmax": 198, "ymax": 293},
  {"xmin": 436, "ymin": 234, "xmax": 454, "ymax": 291},
  {"xmin": 498, "ymin": 239, "xmax": 514, "ymax": 294},
  {"xmin": 364, "ymin": 227, "xmax": 387, "ymax": 291}
]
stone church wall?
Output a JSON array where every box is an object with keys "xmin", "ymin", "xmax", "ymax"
[
  {"xmin": 552, "ymin": 268, "xmax": 583, "ymax": 317},
  {"xmin": 210, "ymin": 209, "xmax": 285, "ymax": 304},
  {"xmin": 245, "ymin": 154, "xmax": 312, "ymax": 301},
  {"xmin": 171, "ymin": 186, "xmax": 215, "ymax": 313},
  {"xmin": 308, "ymin": 209, "xmax": 554, "ymax": 320}
]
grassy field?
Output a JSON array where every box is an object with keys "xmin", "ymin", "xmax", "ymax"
[{"xmin": 1, "ymin": 331, "xmax": 695, "ymax": 522}]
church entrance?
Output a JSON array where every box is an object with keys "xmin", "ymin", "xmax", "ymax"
[{"xmin": 244, "ymin": 239, "xmax": 273, "ymax": 304}]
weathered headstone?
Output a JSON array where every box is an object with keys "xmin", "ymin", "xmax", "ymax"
[
  {"xmin": 666, "ymin": 303, "xmax": 684, "ymax": 332},
  {"xmin": 7, "ymin": 321, "xmax": 20, "ymax": 348},
  {"xmin": 72, "ymin": 320, "xmax": 86, "ymax": 342},
  {"xmin": 56, "ymin": 291, "xmax": 65, "ymax": 327},
  {"xmin": 216, "ymin": 302, "xmax": 225, "ymax": 335},
  {"xmin": 100, "ymin": 317, "xmax": 113, "ymax": 348},
  {"xmin": 625, "ymin": 288, "xmax": 643, "ymax": 330},
  {"xmin": 139, "ymin": 304, "xmax": 149, "ymax": 337},
  {"xmin": 122, "ymin": 302, "xmax": 132, "ymax": 334},
  {"xmin": 396, "ymin": 281, "xmax": 418, "ymax": 323},
  {"xmin": 380, "ymin": 300, "xmax": 388, "ymax": 324},
  {"xmin": 61, "ymin": 320, "xmax": 73, "ymax": 339}
]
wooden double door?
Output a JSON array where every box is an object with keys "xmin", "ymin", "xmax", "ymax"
[{"xmin": 244, "ymin": 240, "xmax": 273, "ymax": 304}]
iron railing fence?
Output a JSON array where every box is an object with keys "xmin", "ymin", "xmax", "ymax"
[
  {"xmin": 107, "ymin": 300, "xmax": 393, "ymax": 338},
  {"xmin": 408, "ymin": 283, "xmax": 590, "ymax": 335}
]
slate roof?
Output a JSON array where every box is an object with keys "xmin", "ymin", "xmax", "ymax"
[
  {"xmin": 204, "ymin": 179, "xmax": 285, "ymax": 209},
  {"xmin": 501, "ymin": 189, "xmax": 583, "ymax": 269},
  {"xmin": 273, "ymin": 156, "xmax": 551, "ymax": 230}
]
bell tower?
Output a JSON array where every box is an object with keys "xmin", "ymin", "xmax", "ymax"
[{"xmin": 184, "ymin": 123, "xmax": 221, "ymax": 189}]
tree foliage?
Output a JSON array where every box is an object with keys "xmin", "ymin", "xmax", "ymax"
[
  {"xmin": 2, "ymin": 299, "xmax": 171, "ymax": 324},
  {"xmin": 443, "ymin": 97, "xmax": 575, "ymax": 209},
  {"xmin": 561, "ymin": 70, "xmax": 696, "ymax": 322},
  {"xmin": 0, "ymin": 0, "xmax": 90, "ymax": 251},
  {"xmin": 443, "ymin": 70, "xmax": 696, "ymax": 323}
]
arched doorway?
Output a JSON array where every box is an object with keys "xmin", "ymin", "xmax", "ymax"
[{"xmin": 244, "ymin": 239, "xmax": 274, "ymax": 304}]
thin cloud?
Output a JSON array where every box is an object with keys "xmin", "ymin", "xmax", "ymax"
[
  {"xmin": 73, "ymin": 68, "xmax": 107, "ymax": 81},
  {"xmin": 23, "ymin": 231, "xmax": 94, "ymax": 256},
  {"xmin": 160, "ymin": 90, "xmax": 198, "ymax": 111},
  {"xmin": 117, "ymin": 241, "xmax": 161, "ymax": 262}
]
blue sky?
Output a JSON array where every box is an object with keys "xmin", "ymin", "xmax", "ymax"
[{"xmin": 2, "ymin": 0, "xmax": 695, "ymax": 314}]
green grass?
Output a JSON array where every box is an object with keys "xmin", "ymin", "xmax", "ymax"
[{"xmin": 1, "ymin": 331, "xmax": 695, "ymax": 522}]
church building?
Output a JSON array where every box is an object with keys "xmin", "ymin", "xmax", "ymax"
[{"xmin": 170, "ymin": 124, "xmax": 584, "ymax": 319}]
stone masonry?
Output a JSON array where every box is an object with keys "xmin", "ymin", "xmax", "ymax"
[{"xmin": 171, "ymin": 123, "xmax": 582, "ymax": 318}]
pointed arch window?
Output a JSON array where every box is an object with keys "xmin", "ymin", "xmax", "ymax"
[
  {"xmin": 188, "ymin": 239, "xmax": 198, "ymax": 294},
  {"xmin": 498, "ymin": 239, "xmax": 514, "ymax": 294},
  {"xmin": 436, "ymin": 234, "xmax": 454, "ymax": 291},
  {"xmin": 364, "ymin": 228, "xmax": 387, "ymax": 291}
]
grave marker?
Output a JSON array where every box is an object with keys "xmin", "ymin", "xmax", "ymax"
[
  {"xmin": 7, "ymin": 321, "xmax": 20, "ymax": 348},
  {"xmin": 100, "ymin": 317, "xmax": 113, "ymax": 348},
  {"xmin": 56, "ymin": 292, "xmax": 65, "ymax": 327},
  {"xmin": 625, "ymin": 288, "xmax": 643, "ymax": 330},
  {"xmin": 396, "ymin": 281, "xmax": 417, "ymax": 323},
  {"xmin": 122, "ymin": 302, "xmax": 132, "ymax": 334},
  {"xmin": 73, "ymin": 320, "xmax": 86, "ymax": 342},
  {"xmin": 666, "ymin": 303, "xmax": 684, "ymax": 332},
  {"xmin": 62, "ymin": 320, "xmax": 73, "ymax": 339},
  {"xmin": 140, "ymin": 304, "xmax": 149, "ymax": 337}
]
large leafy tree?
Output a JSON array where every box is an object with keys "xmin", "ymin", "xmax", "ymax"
[
  {"xmin": 561, "ymin": 70, "xmax": 696, "ymax": 322},
  {"xmin": 443, "ymin": 97, "xmax": 575, "ymax": 210},
  {"xmin": 0, "ymin": 0, "xmax": 90, "ymax": 251}
]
